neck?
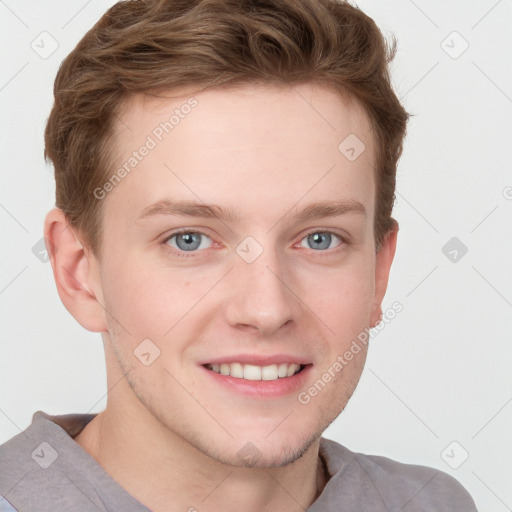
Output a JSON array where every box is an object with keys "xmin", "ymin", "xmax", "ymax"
[{"xmin": 74, "ymin": 378, "xmax": 326, "ymax": 512}]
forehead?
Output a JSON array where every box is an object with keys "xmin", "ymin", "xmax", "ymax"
[
  {"xmin": 104, "ymin": 82, "xmax": 376, "ymax": 226},
  {"xmin": 119, "ymin": 81, "xmax": 373, "ymax": 143}
]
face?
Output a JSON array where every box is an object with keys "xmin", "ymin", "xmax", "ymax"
[{"xmin": 88, "ymin": 82, "xmax": 389, "ymax": 467}]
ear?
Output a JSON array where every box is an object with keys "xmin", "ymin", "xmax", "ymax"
[
  {"xmin": 369, "ymin": 221, "xmax": 399, "ymax": 328},
  {"xmin": 44, "ymin": 208, "xmax": 107, "ymax": 332}
]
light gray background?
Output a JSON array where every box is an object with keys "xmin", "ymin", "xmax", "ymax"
[{"xmin": 1, "ymin": 1, "xmax": 511, "ymax": 510}]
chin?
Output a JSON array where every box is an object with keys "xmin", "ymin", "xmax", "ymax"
[{"xmin": 185, "ymin": 425, "xmax": 323, "ymax": 469}]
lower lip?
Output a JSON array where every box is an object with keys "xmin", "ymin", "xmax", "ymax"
[{"xmin": 200, "ymin": 364, "xmax": 313, "ymax": 399}]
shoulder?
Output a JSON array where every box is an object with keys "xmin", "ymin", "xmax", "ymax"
[
  {"xmin": 0, "ymin": 412, "xmax": 72, "ymax": 480},
  {"xmin": 0, "ymin": 411, "xmax": 100, "ymax": 512},
  {"xmin": 0, "ymin": 425, "xmax": 38, "ymax": 512},
  {"xmin": 0, "ymin": 426, "xmax": 36, "ymax": 490},
  {"xmin": 319, "ymin": 437, "xmax": 478, "ymax": 511},
  {"xmin": 356, "ymin": 451, "xmax": 478, "ymax": 510}
]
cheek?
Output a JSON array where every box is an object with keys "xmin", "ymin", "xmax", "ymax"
[
  {"xmin": 307, "ymin": 259, "xmax": 375, "ymax": 331},
  {"xmin": 100, "ymin": 258, "xmax": 202, "ymax": 339}
]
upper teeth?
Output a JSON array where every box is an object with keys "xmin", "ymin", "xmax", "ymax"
[{"xmin": 207, "ymin": 362, "xmax": 302, "ymax": 381}]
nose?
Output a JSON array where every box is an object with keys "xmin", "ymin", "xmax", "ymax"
[{"xmin": 224, "ymin": 243, "xmax": 299, "ymax": 336}]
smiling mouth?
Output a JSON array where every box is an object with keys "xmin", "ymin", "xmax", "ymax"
[{"xmin": 204, "ymin": 362, "xmax": 306, "ymax": 381}]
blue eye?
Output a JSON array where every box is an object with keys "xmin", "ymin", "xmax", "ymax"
[
  {"xmin": 163, "ymin": 229, "xmax": 345, "ymax": 259},
  {"xmin": 299, "ymin": 231, "xmax": 343, "ymax": 251},
  {"xmin": 165, "ymin": 231, "xmax": 213, "ymax": 253}
]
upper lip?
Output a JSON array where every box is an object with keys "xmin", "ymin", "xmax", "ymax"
[{"xmin": 201, "ymin": 354, "xmax": 312, "ymax": 366}]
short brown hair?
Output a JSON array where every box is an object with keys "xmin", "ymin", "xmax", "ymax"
[{"xmin": 44, "ymin": 0, "xmax": 408, "ymax": 256}]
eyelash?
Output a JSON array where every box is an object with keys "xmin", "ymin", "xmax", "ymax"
[{"xmin": 161, "ymin": 229, "xmax": 348, "ymax": 259}]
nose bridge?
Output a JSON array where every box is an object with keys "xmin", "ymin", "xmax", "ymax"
[{"xmin": 224, "ymin": 237, "xmax": 297, "ymax": 334}]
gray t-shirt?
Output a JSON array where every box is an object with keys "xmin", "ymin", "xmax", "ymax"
[{"xmin": 0, "ymin": 411, "xmax": 477, "ymax": 511}]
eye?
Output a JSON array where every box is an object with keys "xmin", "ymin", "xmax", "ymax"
[
  {"xmin": 164, "ymin": 231, "xmax": 213, "ymax": 254},
  {"xmin": 298, "ymin": 231, "xmax": 344, "ymax": 251}
]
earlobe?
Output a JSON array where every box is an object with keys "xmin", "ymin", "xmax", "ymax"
[
  {"xmin": 369, "ymin": 222, "xmax": 399, "ymax": 328},
  {"xmin": 44, "ymin": 208, "xmax": 107, "ymax": 333}
]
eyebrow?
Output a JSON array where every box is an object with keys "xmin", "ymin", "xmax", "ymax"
[{"xmin": 136, "ymin": 198, "xmax": 366, "ymax": 224}]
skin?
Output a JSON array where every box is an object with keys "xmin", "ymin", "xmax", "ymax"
[{"xmin": 45, "ymin": 82, "xmax": 397, "ymax": 512}]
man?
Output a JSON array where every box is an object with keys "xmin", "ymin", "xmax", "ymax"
[{"xmin": 0, "ymin": 0, "xmax": 477, "ymax": 510}]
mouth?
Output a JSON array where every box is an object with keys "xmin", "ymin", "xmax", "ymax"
[
  {"xmin": 201, "ymin": 359, "xmax": 312, "ymax": 398},
  {"xmin": 204, "ymin": 362, "xmax": 305, "ymax": 381}
]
